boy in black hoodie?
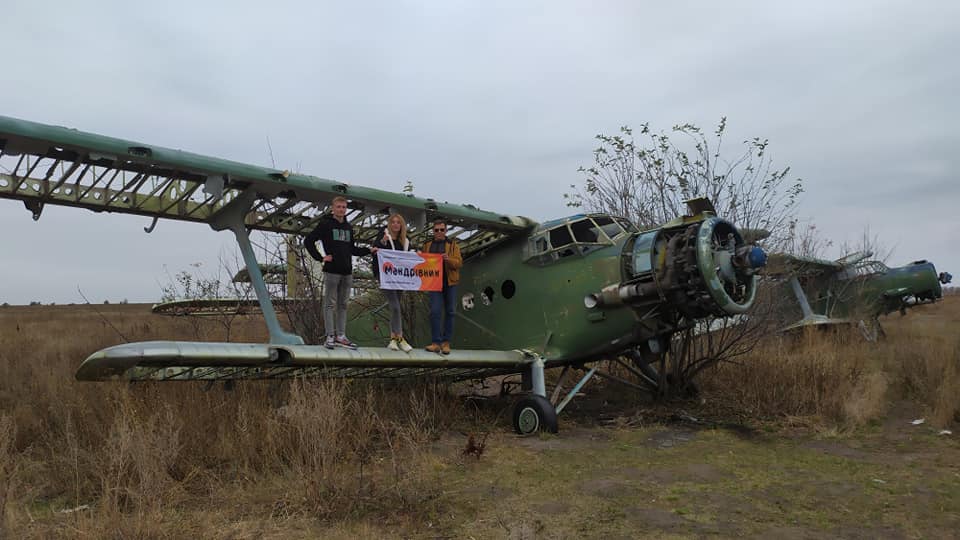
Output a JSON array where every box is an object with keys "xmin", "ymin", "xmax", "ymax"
[{"xmin": 304, "ymin": 196, "xmax": 376, "ymax": 349}]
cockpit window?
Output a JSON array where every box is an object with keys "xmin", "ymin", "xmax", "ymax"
[
  {"xmin": 570, "ymin": 218, "xmax": 601, "ymax": 243},
  {"xmin": 549, "ymin": 225, "xmax": 573, "ymax": 249},
  {"xmin": 617, "ymin": 218, "xmax": 638, "ymax": 233},
  {"xmin": 855, "ymin": 261, "xmax": 888, "ymax": 277},
  {"xmin": 524, "ymin": 214, "xmax": 627, "ymax": 265},
  {"xmin": 593, "ymin": 216, "xmax": 625, "ymax": 240}
]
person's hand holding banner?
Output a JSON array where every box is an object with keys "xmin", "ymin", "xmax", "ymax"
[{"xmin": 377, "ymin": 249, "xmax": 444, "ymax": 291}]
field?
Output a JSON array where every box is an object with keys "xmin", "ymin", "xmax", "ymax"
[{"xmin": 1, "ymin": 298, "xmax": 958, "ymax": 538}]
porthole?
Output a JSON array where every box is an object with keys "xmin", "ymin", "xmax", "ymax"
[
  {"xmin": 481, "ymin": 286, "xmax": 495, "ymax": 305},
  {"xmin": 501, "ymin": 280, "xmax": 516, "ymax": 299}
]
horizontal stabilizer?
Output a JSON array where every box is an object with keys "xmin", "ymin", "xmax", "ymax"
[{"xmin": 782, "ymin": 315, "xmax": 854, "ymax": 332}]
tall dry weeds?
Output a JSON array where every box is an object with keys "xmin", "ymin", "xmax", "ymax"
[
  {"xmin": 0, "ymin": 304, "xmax": 456, "ymax": 537},
  {"xmin": 0, "ymin": 414, "xmax": 18, "ymax": 537},
  {"xmin": 3, "ymin": 299, "xmax": 958, "ymax": 536},
  {"xmin": 703, "ymin": 328, "xmax": 873, "ymax": 423},
  {"xmin": 702, "ymin": 299, "xmax": 960, "ymax": 428}
]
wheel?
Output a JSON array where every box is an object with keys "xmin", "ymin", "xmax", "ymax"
[{"xmin": 512, "ymin": 395, "xmax": 558, "ymax": 435}]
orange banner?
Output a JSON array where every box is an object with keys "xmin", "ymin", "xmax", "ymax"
[{"xmin": 377, "ymin": 250, "xmax": 443, "ymax": 291}]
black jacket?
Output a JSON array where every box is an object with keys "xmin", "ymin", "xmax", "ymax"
[
  {"xmin": 304, "ymin": 215, "xmax": 371, "ymax": 275},
  {"xmin": 370, "ymin": 228, "xmax": 414, "ymax": 279}
]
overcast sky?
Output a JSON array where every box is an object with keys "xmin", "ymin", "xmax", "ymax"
[{"xmin": 1, "ymin": 0, "xmax": 957, "ymax": 304}]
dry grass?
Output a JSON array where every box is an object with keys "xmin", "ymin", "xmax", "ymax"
[
  {"xmin": 1, "ymin": 298, "xmax": 958, "ymax": 536},
  {"xmin": 0, "ymin": 304, "xmax": 463, "ymax": 538},
  {"xmin": 702, "ymin": 296, "xmax": 960, "ymax": 428}
]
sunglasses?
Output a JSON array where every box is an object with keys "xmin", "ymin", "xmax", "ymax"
[{"xmin": 433, "ymin": 227, "xmax": 446, "ymax": 232}]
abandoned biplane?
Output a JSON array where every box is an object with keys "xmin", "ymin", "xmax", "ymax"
[
  {"xmin": 0, "ymin": 115, "xmax": 767, "ymax": 434},
  {"xmin": 765, "ymin": 251, "xmax": 952, "ymax": 339}
]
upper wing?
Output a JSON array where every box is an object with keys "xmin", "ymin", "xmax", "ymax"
[
  {"xmin": 765, "ymin": 252, "xmax": 844, "ymax": 277},
  {"xmin": 0, "ymin": 115, "xmax": 535, "ymax": 257}
]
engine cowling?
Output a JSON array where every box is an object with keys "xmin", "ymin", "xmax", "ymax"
[{"xmin": 584, "ymin": 217, "xmax": 765, "ymax": 319}]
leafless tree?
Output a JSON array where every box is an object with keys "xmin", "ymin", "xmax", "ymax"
[
  {"xmin": 566, "ymin": 119, "xmax": 803, "ymax": 250},
  {"xmin": 567, "ymin": 119, "xmax": 804, "ymax": 399}
]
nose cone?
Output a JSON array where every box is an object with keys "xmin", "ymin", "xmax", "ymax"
[{"xmin": 747, "ymin": 246, "xmax": 768, "ymax": 269}]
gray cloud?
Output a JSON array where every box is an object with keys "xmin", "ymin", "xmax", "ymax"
[{"xmin": 1, "ymin": 0, "xmax": 957, "ymax": 304}]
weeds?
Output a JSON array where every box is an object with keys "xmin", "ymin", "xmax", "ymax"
[
  {"xmin": 1, "ymin": 299, "xmax": 958, "ymax": 537},
  {"xmin": 0, "ymin": 414, "xmax": 19, "ymax": 536},
  {"xmin": 702, "ymin": 300, "xmax": 960, "ymax": 428}
]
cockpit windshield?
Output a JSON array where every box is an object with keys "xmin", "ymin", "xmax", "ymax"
[
  {"xmin": 524, "ymin": 214, "xmax": 636, "ymax": 264},
  {"xmin": 839, "ymin": 260, "xmax": 889, "ymax": 280},
  {"xmin": 855, "ymin": 260, "xmax": 889, "ymax": 276}
]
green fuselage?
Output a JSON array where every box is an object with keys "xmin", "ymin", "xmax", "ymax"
[{"xmin": 350, "ymin": 234, "xmax": 639, "ymax": 364}]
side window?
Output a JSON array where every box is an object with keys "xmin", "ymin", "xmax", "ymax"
[{"xmin": 534, "ymin": 235, "xmax": 549, "ymax": 253}]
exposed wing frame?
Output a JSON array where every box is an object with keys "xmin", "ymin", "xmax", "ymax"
[{"xmin": 0, "ymin": 115, "xmax": 535, "ymax": 257}]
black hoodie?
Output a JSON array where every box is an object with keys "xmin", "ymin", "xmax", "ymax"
[{"xmin": 304, "ymin": 215, "xmax": 371, "ymax": 275}]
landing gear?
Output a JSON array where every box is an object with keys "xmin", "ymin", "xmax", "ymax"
[
  {"xmin": 512, "ymin": 395, "xmax": 558, "ymax": 435},
  {"xmin": 511, "ymin": 357, "xmax": 559, "ymax": 435}
]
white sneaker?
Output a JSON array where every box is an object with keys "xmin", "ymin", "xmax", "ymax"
[
  {"xmin": 387, "ymin": 339, "xmax": 400, "ymax": 351},
  {"xmin": 397, "ymin": 337, "xmax": 413, "ymax": 353},
  {"xmin": 335, "ymin": 336, "xmax": 358, "ymax": 350}
]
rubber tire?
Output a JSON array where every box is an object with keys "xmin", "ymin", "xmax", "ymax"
[{"xmin": 512, "ymin": 395, "xmax": 559, "ymax": 435}]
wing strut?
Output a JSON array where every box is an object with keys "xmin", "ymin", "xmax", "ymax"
[
  {"xmin": 789, "ymin": 276, "xmax": 814, "ymax": 319},
  {"xmin": 210, "ymin": 188, "xmax": 304, "ymax": 345}
]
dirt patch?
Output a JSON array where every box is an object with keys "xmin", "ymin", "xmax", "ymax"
[
  {"xmin": 801, "ymin": 439, "xmax": 873, "ymax": 461},
  {"xmin": 461, "ymin": 483, "xmax": 514, "ymax": 500},
  {"xmin": 829, "ymin": 526, "xmax": 907, "ymax": 539},
  {"xmin": 750, "ymin": 525, "xmax": 834, "ymax": 539},
  {"xmin": 882, "ymin": 400, "xmax": 927, "ymax": 440},
  {"xmin": 642, "ymin": 427, "xmax": 698, "ymax": 449},
  {"xmin": 531, "ymin": 500, "xmax": 570, "ymax": 515},
  {"xmin": 684, "ymin": 463, "xmax": 732, "ymax": 483},
  {"xmin": 622, "ymin": 506, "xmax": 690, "ymax": 529},
  {"xmin": 513, "ymin": 426, "xmax": 614, "ymax": 451},
  {"xmin": 578, "ymin": 478, "xmax": 633, "ymax": 498},
  {"xmin": 619, "ymin": 467, "xmax": 681, "ymax": 485},
  {"xmin": 618, "ymin": 463, "xmax": 732, "ymax": 485},
  {"xmin": 811, "ymin": 480, "xmax": 860, "ymax": 498}
]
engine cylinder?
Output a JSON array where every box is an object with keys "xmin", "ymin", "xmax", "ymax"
[{"xmin": 608, "ymin": 217, "xmax": 762, "ymax": 319}]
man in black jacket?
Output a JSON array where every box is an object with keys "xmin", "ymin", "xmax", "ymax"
[{"xmin": 304, "ymin": 196, "xmax": 376, "ymax": 349}]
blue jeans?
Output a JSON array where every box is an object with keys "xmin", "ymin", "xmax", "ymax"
[{"xmin": 429, "ymin": 284, "xmax": 457, "ymax": 344}]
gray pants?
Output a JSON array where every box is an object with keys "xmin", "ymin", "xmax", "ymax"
[
  {"xmin": 385, "ymin": 289, "xmax": 403, "ymax": 336},
  {"xmin": 323, "ymin": 272, "xmax": 352, "ymax": 337}
]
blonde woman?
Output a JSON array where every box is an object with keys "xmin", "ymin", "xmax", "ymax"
[{"xmin": 371, "ymin": 213, "xmax": 414, "ymax": 352}]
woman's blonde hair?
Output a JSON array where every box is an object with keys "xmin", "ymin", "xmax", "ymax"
[{"xmin": 387, "ymin": 213, "xmax": 407, "ymax": 247}]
